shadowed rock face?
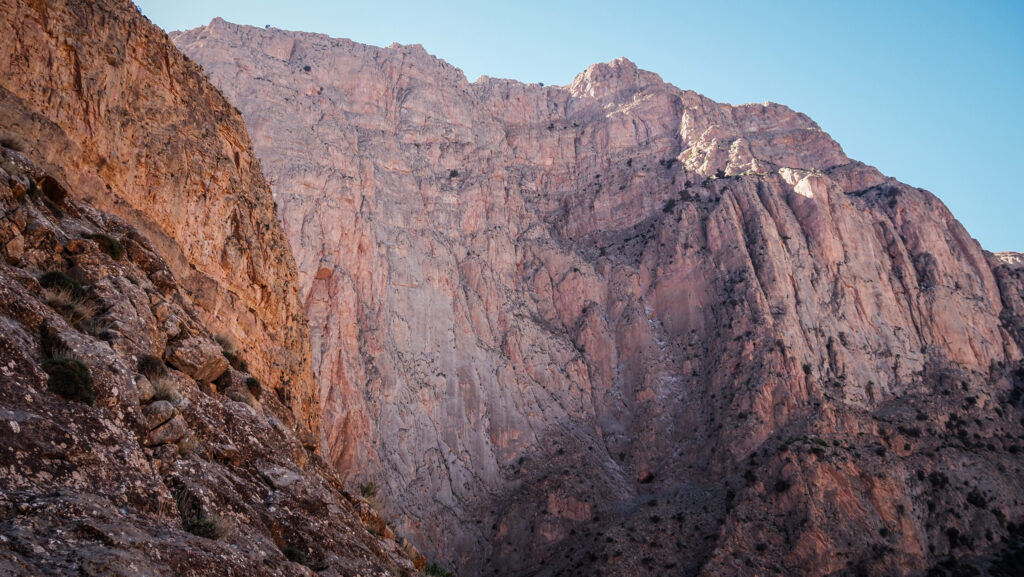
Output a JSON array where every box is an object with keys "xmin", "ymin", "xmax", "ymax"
[{"xmin": 176, "ymin": 21, "xmax": 1024, "ymax": 577}]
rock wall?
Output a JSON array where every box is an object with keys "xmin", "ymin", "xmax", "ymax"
[
  {"xmin": 0, "ymin": 145, "xmax": 425, "ymax": 575},
  {"xmin": 0, "ymin": 0, "xmax": 318, "ymax": 435},
  {"xmin": 176, "ymin": 21, "xmax": 1024, "ymax": 577}
]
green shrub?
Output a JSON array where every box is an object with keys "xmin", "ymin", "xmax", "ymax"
[
  {"xmin": 245, "ymin": 376, "xmax": 262, "ymax": 399},
  {"xmin": 282, "ymin": 546, "xmax": 307, "ymax": 565},
  {"xmin": 175, "ymin": 488, "xmax": 223, "ymax": 539},
  {"xmin": 39, "ymin": 271, "xmax": 85, "ymax": 299},
  {"xmin": 85, "ymin": 233, "xmax": 125, "ymax": 259},
  {"xmin": 137, "ymin": 354, "xmax": 167, "ymax": 379},
  {"xmin": 448, "ymin": 169, "xmax": 459, "ymax": 178},
  {"xmin": 42, "ymin": 357, "xmax": 94, "ymax": 405},
  {"xmin": 358, "ymin": 481, "xmax": 379, "ymax": 499},
  {"xmin": 424, "ymin": 563, "xmax": 454, "ymax": 577}
]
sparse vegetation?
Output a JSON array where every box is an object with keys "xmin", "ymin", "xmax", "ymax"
[
  {"xmin": 39, "ymin": 270, "xmax": 85, "ymax": 299},
  {"xmin": 966, "ymin": 489, "xmax": 987, "ymax": 508},
  {"xmin": 138, "ymin": 354, "xmax": 167, "ymax": 379},
  {"xmin": 175, "ymin": 488, "xmax": 225, "ymax": 539},
  {"xmin": 424, "ymin": 562, "xmax": 454, "ymax": 577},
  {"xmin": 282, "ymin": 546, "xmax": 307, "ymax": 565},
  {"xmin": 42, "ymin": 356, "xmax": 95, "ymax": 405},
  {"xmin": 43, "ymin": 286, "xmax": 97, "ymax": 328},
  {"xmin": 358, "ymin": 481, "xmax": 379, "ymax": 499},
  {"xmin": 151, "ymin": 376, "xmax": 180, "ymax": 403},
  {"xmin": 245, "ymin": 376, "xmax": 262, "ymax": 399},
  {"xmin": 215, "ymin": 334, "xmax": 249, "ymax": 371},
  {"xmin": 85, "ymin": 233, "xmax": 125, "ymax": 259}
]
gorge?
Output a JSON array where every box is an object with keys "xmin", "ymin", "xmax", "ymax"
[
  {"xmin": 0, "ymin": 1, "xmax": 1021, "ymax": 576},
  {"xmin": 174, "ymin": 18, "xmax": 1024, "ymax": 577}
]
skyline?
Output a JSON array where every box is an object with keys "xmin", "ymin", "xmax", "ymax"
[{"xmin": 134, "ymin": 0, "xmax": 1024, "ymax": 251}]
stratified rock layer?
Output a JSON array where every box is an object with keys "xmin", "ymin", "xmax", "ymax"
[
  {"xmin": 0, "ymin": 0, "xmax": 318, "ymax": 434},
  {"xmin": 177, "ymin": 21, "xmax": 1024, "ymax": 577}
]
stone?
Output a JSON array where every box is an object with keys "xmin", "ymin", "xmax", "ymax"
[
  {"xmin": 177, "ymin": 20, "xmax": 1024, "ymax": 577},
  {"xmin": 4, "ymin": 234, "xmax": 23, "ymax": 261},
  {"xmin": 262, "ymin": 465, "xmax": 302, "ymax": 489},
  {"xmin": 0, "ymin": 3, "xmax": 411, "ymax": 574},
  {"xmin": 136, "ymin": 375, "xmax": 156, "ymax": 403},
  {"xmin": 0, "ymin": 0, "xmax": 319, "ymax": 437},
  {"xmin": 165, "ymin": 337, "xmax": 229, "ymax": 383},
  {"xmin": 142, "ymin": 400, "xmax": 176, "ymax": 430},
  {"xmin": 145, "ymin": 414, "xmax": 188, "ymax": 446}
]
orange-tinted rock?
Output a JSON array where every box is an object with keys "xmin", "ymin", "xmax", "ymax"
[{"xmin": 0, "ymin": 0, "xmax": 318, "ymax": 436}]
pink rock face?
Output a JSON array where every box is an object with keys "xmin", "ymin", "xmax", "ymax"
[{"xmin": 176, "ymin": 21, "xmax": 1024, "ymax": 577}]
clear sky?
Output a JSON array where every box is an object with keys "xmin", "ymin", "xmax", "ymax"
[{"xmin": 134, "ymin": 0, "xmax": 1024, "ymax": 251}]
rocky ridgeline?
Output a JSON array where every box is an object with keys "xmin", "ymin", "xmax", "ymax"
[{"xmin": 176, "ymin": 21, "xmax": 1024, "ymax": 577}]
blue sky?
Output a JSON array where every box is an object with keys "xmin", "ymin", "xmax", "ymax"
[{"xmin": 135, "ymin": 0, "xmax": 1024, "ymax": 251}]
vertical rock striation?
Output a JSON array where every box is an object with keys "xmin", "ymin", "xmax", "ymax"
[
  {"xmin": 0, "ymin": 0, "xmax": 318, "ymax": 434},
  {"xmin": 177, "ymin": 21, "xmax": 1024, "ymax": 577},
  {"xmin": 0, "ymin": 0, "xmax": 428, "ymax": 573}
]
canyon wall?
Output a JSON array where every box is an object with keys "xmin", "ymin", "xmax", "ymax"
[
  {"xmin": 0, "ymin": 0, "xmax": 318, "ymax": 434},
  {"xmin": 177, "ymin": 21, "xmax": 1024, "ymax": 577},
  {"xmin": 0, "ymin": 1, "xmax": 425, "ymax": 574}
]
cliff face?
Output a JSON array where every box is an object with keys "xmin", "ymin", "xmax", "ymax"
[
  {"xmin": 176, "ymin": 21, "xmax": 1024, "ymax": 577},
  {"xmin": 0, "ymin": 1, "xmax": 426, "ymax": 574},
  {"xmin": 0, "ymin": 0, "xmax": 318, "ymax": 434},
  {"xmin": 0, "ymin": 145, "xmax": 421, "ymax": 575}
]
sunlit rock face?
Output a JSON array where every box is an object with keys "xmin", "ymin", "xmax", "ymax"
[
  {"xmin": 0, "ymin": 0, "xmax": 426, "ymax": 572},
  {"xmin": 178, "ymin": 21, "xmax": 1024, "ymax": 577},
  {"xmin": 0, "ymin": 0, "xmax": 318, "ymax": 434}
]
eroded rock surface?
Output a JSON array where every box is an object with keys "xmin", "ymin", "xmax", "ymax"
[
  {"xmin": 0, "ymin": 145, "xmax": 420, "ymax": 576},
  {"xmin": 176, "ymin": 20, "xmax": 1024, "ymax": 577},
  {"xmin": 0, "ymin": 0, "xmax": 424, "ymax": 572},
  {"xmin": 0, "ymin": 0, "xmax": 318, "ymax": 434}
]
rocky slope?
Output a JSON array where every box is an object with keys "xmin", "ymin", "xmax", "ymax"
[
  {"xmin": 0, "ymin": 1, "xmax": 425, "ymax": 575},
  {"xmin": 176, "ymin": 20, "xmax": 1024, "ymax": 577},
  {"xmin": 0, "ymin": 0, "xmax": 317, "ymax": 434},
  {"xmin": 0, "ymin": 145, "xmax": 421, "ymax": 575}
]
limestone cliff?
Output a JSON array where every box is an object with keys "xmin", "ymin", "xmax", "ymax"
[
  {"xmin": 0, "ymin": 0, "xmax": 318, "ymax": 435},
  {"xmin": 0, "ymin": 145, "xmax": 421, "ymax": 575},
  {"xmin": 176, "ymin": 20, "xmax": 1024, "ymax": 577},
  {"xmin": 0, "ymin": 0, "xmax": 426, "ymax": 574}
]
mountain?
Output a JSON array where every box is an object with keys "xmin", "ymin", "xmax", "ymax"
[
  {"xmin": 0, "ymin": 0, "xmax": 423, "ymax": 574},
  {"xmin": 174, "ymin": 19, "xmax": 1024, "ymax": 577}
]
